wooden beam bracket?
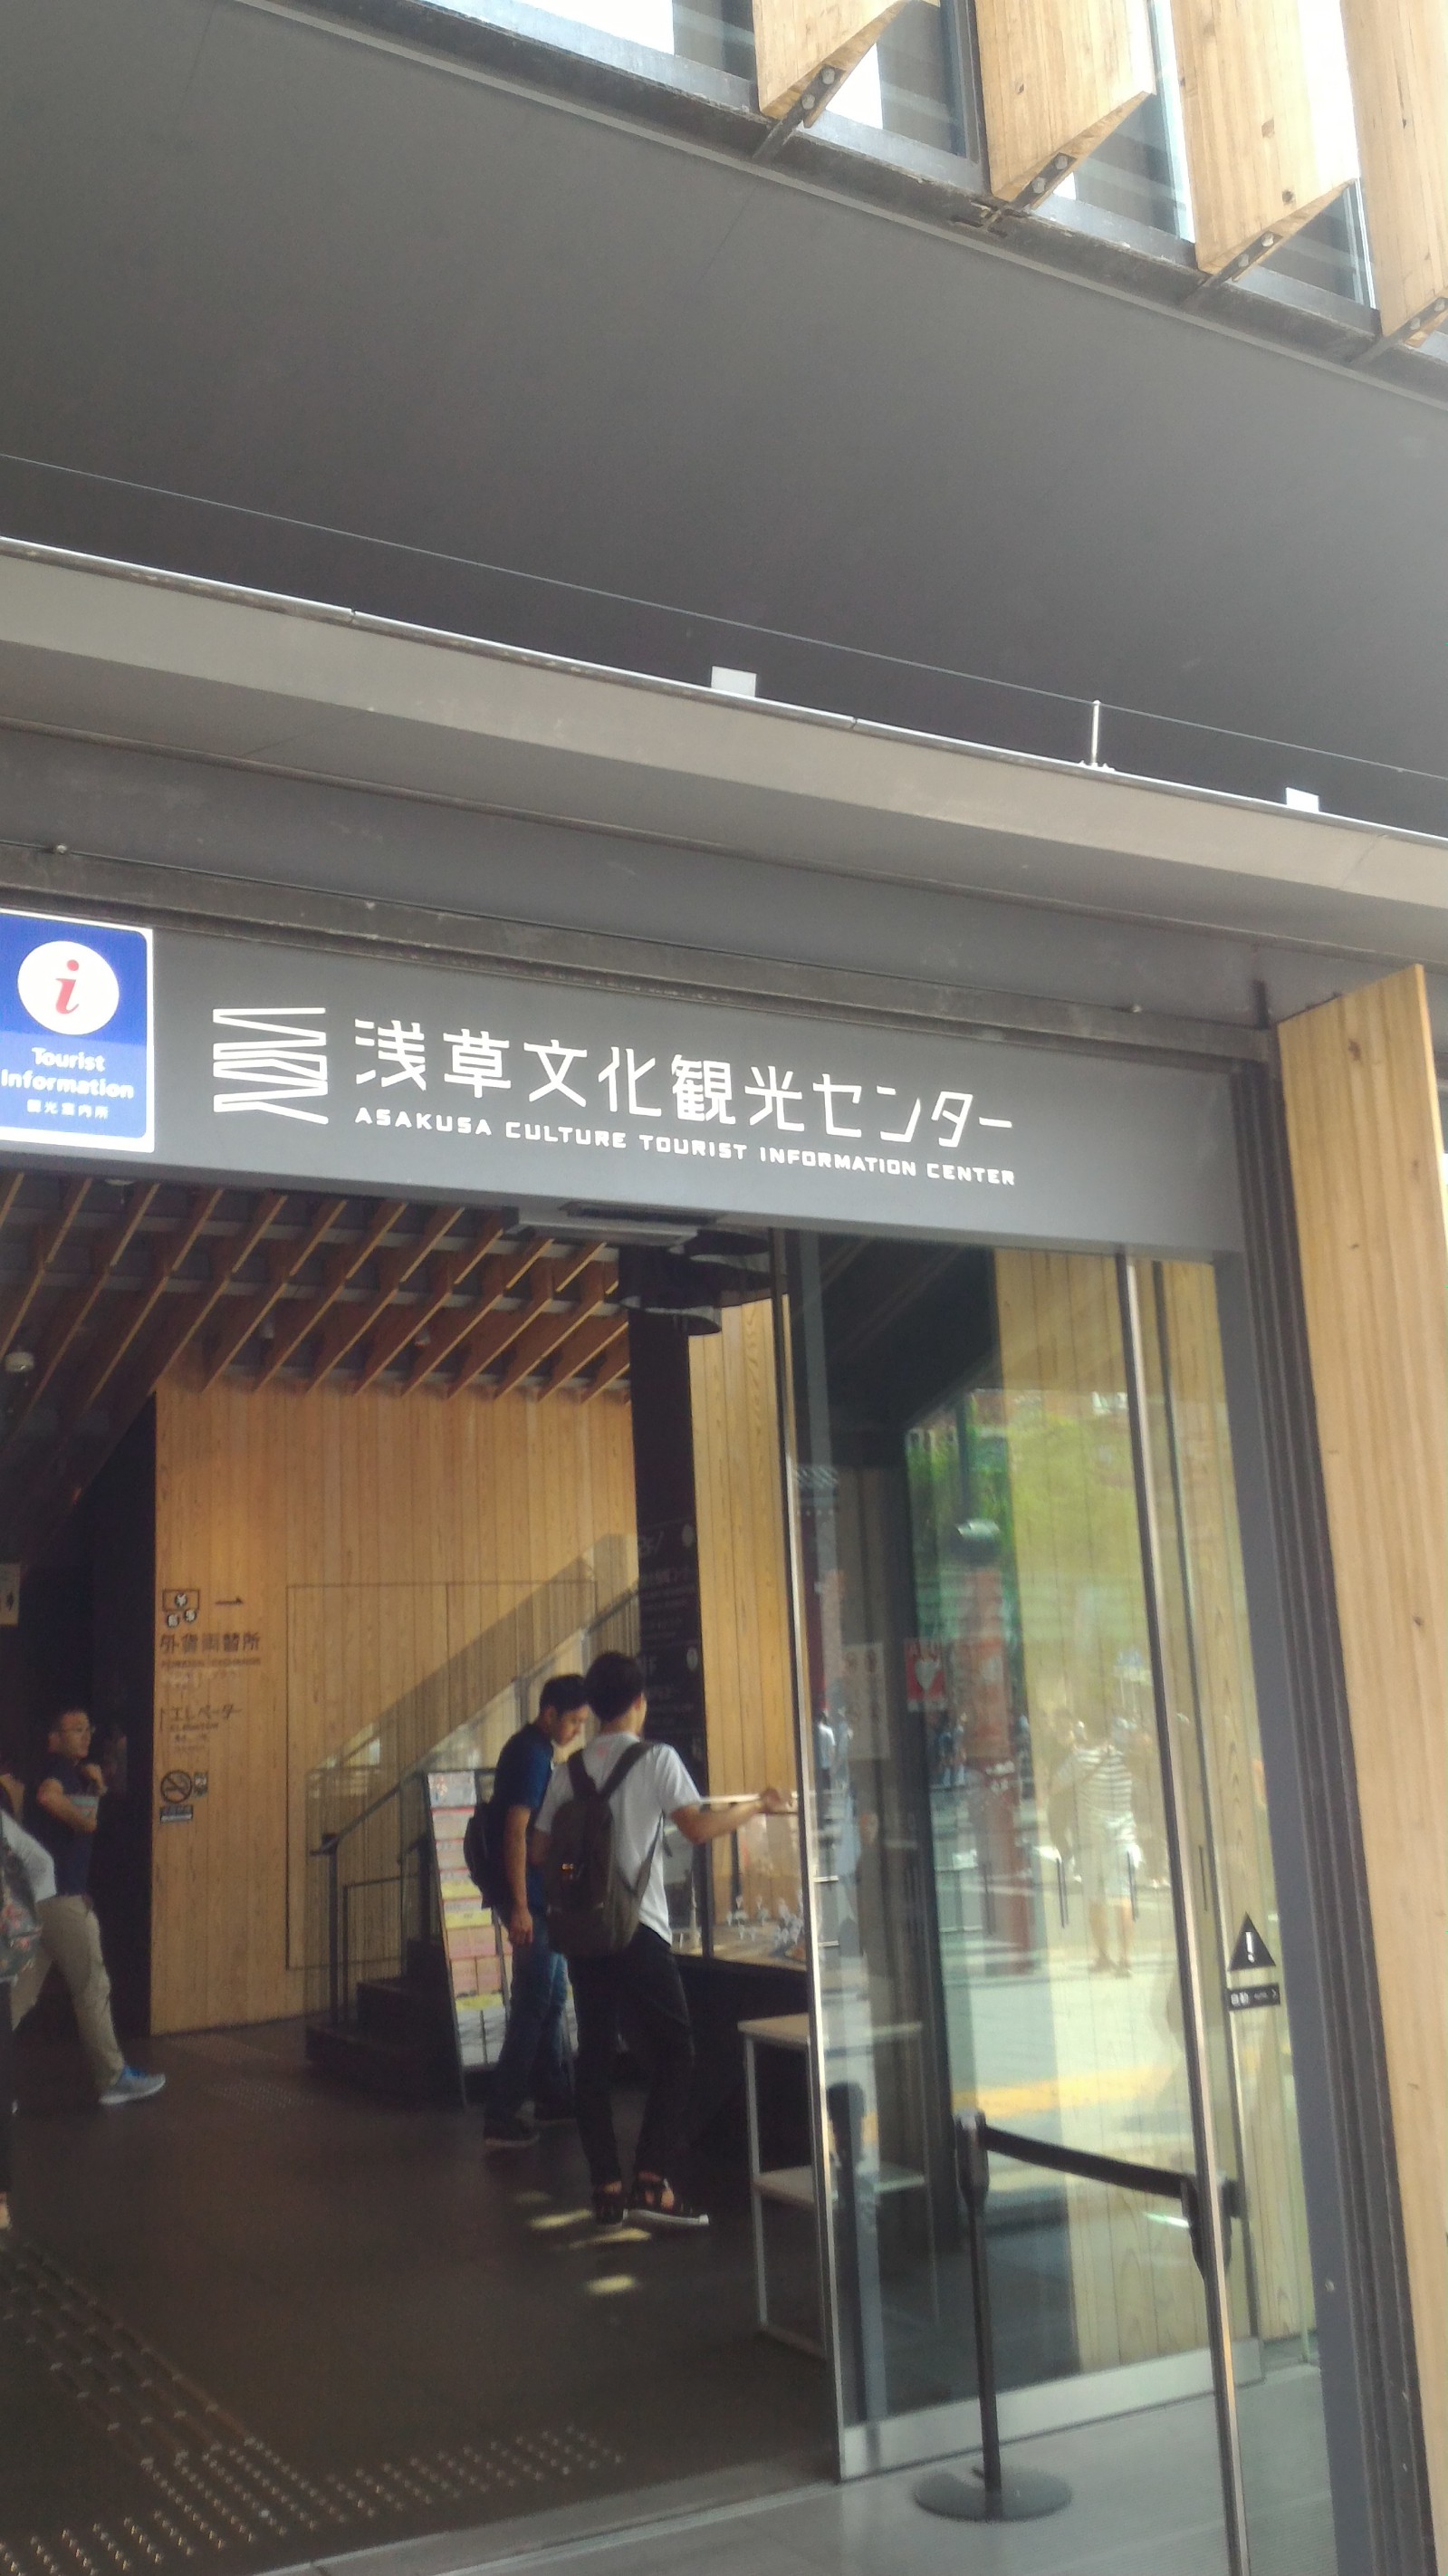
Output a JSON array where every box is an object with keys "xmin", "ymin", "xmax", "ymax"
[
  {"xmin": 753, "ymin": 61, "xmax": 844, "ymax": 152},
  {"xmin": 1183, "ymin": 226, "xmax": 1291, "ymax": 300}
]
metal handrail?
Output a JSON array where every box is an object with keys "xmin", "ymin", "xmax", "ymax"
[
  {"xmin": 308, "ymin": 1582, "xmax": 641, "ymax": 2032},
  {"xmin": 504, "ymin": 1581, "xmax": 638, "ymax": 1729},
  {"xmin": 310, "ymin": 1581, "xmax": 640, "ymax": 1861},
  {"xmin": 310, "ymin": 1764, "xmax": 427, "ymax": 1858}
]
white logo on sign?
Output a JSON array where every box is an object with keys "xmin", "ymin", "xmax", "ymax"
[{"xmin": 16, "ymin": 938, "xmax": 121, "ymax": 1037}]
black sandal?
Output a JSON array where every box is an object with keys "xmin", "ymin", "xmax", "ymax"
[{"xmin": 592, "ymin": 2184, "xmax": 626, "ymax": 2230}]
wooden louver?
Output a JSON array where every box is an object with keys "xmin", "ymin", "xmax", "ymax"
[
  {"xmin": 753, "ymin": 0, "xmax": 935, "ymax": 122},
  {"xmin": 974, "ymin": 0, "xmax": 1156, "ymax": 205},
  {"xmin": 1338, "ymin": 0, "xmax": 1448, "ymax": 343},
  {"xmin": 1167, "ymin": 0, "xmax": 1357, "ymax": 274}
]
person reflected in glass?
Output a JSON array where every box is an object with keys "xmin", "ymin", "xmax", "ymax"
[{"xmin": 1051, "ymin": 1716, "xmax": 1140, "ymax": 1978}]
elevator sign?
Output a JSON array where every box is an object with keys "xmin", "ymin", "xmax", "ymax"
[{"xmin": 0, "ymin": 908, "xmax": 153, "ymax": 1152}]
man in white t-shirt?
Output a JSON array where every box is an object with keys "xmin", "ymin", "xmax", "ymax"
[{"xmin": 532, "ymin": 1649, "xmax": 788, "ymax": 2233}]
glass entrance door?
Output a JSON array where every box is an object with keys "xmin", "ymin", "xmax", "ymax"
[{"xmin": 778, "ymin": 1235, "xmax": 1338, "ymax": 2574}]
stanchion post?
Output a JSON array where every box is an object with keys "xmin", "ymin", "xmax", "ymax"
[
  {"xmin": 915, "ymin": 2113, "xmax": 1071, "ymax": 2523},
  {"xmin": 960, "ymin": 2111, "xmax": 1003, "ymax": 2497}
]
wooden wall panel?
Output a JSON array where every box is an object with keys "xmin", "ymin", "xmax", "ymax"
[
  {"xmin": 1279, "ymin": 964, "xmax": 1448, "ymax": 2556},
  {"xmin": 689, "ymin": 1301, "xmax": 794, "ymax": 1798},
  {"xmin": 974, "ymin": 0, "xmax": 1155, "ymax": 206},
  {"xmin": 1167, "ymin": 0, "xmax": 1357, "ymax": 273},
  {"xmin": 151, "ymin": 1365, "xmax": 636, "ymax": 2033},
  {"xmin": 1339, "ymin": 0, "xmax": 1448, "ymax": 343}
]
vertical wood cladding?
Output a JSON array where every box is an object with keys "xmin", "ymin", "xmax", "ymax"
[
  {"xmin": 689, "ymin": 1299, "xmax": 795, "ymax": 1800},
  {"xmin": 1279, "ymin": 964, "xmax": 1448, "ymax": 2560},
  {"xmin": 150, "ymin": 1366, "xmax": 636, "ymax": 2033}
]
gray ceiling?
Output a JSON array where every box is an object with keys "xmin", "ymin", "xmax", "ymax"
[{"xmin": 2, "ymin": 0, "xmax": 1448, "ymax": 836}]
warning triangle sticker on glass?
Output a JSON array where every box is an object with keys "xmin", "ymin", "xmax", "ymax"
[{"xmin": 1230, "ymin": 1916, "xmax": 1276, "ymax": 1973}]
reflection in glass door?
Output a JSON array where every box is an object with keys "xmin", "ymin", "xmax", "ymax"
[{"xmin": 780, "ymin": 1235, "xmax": 1338, "ymax": 2573}]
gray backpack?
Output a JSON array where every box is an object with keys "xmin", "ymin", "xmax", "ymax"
[{"xmin": 542, "ymin": 1744, "xmax": 662, "ymax": 1960}]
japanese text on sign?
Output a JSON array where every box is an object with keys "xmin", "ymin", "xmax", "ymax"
[{"xmin": 210, "ymin": 1005, "xmax": 1016, "ymax": 1185}]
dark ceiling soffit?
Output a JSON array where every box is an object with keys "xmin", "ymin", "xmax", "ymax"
[
  {"xmin": 235, "ymin": 0, "xmax": 1448, "ymax": 406},
  {"xmin": 0, "ymin": 837, "xmax": 1270, "ymax": 1068},
  {"xmin": 5, "ymin": 538, "xmax": 1432, "ymax": 954}
]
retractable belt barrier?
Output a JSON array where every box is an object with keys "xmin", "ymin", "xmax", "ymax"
[{"xmin": 915, "ymin": 2110, "xmax": 1242, "ymax": 2526}]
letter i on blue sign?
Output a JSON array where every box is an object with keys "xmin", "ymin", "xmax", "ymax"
[{"xmin": 0, "ymin": 908, "xmax": 154, "ymax": 1152}]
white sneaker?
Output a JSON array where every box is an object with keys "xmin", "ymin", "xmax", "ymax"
[{"xmin": 99, "ymin": 2068, "xmax": 166, "ymax": 2107}]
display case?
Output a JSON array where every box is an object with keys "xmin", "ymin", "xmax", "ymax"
[{"xmin": 662, "ymin": 1802, "xmax": 805, "ymax": 1967}]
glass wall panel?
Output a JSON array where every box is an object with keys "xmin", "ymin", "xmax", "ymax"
[
  {"xmin": 1140, "ymin": 1261, "xmax": 1338, "ymax": 2576},
  {"xmin": 784, "ymin": 1230, "xmax": 1338, "ymax": 2572},
  {"xmin": 786, "ymin": 1240, "xmax": 1223, "ymax": 2459}
]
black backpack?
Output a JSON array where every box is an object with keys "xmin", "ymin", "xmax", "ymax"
[
  {"xmin": 462, "ymin": 1800, "xmax": 498, "ymax": 1909},
  {"xmin": 463, "ymin": 1771, "xmax": 509, "ymax": 1912},
  {"xmin": 542, "ymin": 1743, "xmax": 660, "ymax": 1960}
]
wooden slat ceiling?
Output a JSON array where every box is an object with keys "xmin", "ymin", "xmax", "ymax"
[{"xmin": 0, "ymin": 1174, "xmax": 629, "ymax": 1562}]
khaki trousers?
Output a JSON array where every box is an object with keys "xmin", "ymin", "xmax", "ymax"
[{"xmin": 11, "ymin": 1893, "xmax": 126, "ymax": 2093}]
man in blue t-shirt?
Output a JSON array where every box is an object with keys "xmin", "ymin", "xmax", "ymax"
[{"xmin": 482, "ymin": 1673, "xmax": 588, "ymax": 2149}]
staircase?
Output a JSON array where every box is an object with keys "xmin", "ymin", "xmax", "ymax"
[
  {"xmin": 303, "ymin": 1581, "xmax": 638, "ymax": 2103},
  {"xmin": 307, "ymin": 1938, "xmax": 457, "ymax": 2100}
]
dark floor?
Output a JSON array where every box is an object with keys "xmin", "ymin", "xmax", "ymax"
[{"xmin": 2, "ymin": 2019, "xmax": 829, "ymax": 2576}]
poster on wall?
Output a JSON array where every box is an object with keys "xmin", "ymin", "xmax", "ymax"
[{"xmin": 154, "ymin": 1582, "xmax": 263, "ymax": 1781}]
